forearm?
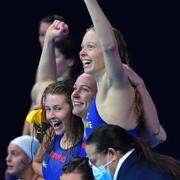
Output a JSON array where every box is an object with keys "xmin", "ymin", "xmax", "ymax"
[
  {"xmin": 22, "ymin": 121, "xmax": 31, "ymax": 135},
  {"xmin": 36, "ymin": 35, "xmax": 56, "ymax": 82},
  {"xmin": 83, "ymin": 0, "xmax": 116, "ymax": 49},
  {"xmin": 143, "ymin": 126, "xmax": 167, "ymax": 148},
  {"xmin": 125, "ymin": 66, "xmax": 167, "ymax": 145},
  {"xmin": 137, "ymin": 84, "xmax": 161, "ymax": 136},
  {"xmin": 32, "ymin": 161, "xmax": 43, "ymax": 177},
  {"xmin": 83, "ymin": 0, "xmax": 124, "ymax": 80},
  {"xmin": 22, "ymin": 103, "xmax": 35, "ymax": 135}
]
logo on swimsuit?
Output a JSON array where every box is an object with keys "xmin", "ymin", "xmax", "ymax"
[
  {"xmin": 42, "ymin": 161, "xmax": 48, "ymax": 168},
  {"xmin": 49, "ymin": 151, "xmax": 67, "ymax": 163},
  {"xmin": 85, "ymin": 121, "xmax": 92, "ymax": 128}
]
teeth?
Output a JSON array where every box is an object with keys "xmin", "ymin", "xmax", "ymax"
[
  {"xmin": 82, "ymin": 60, "xmax": 91, "ymax": 64},
  {"xmin": 52, "ymin": 122, "xmax": 62, "ymax": 128},
  {"xmin": 74, "ymin": 102, "xmax": 81, "ymax": 105},
  {"xmin": 51, "ymin": 120, "xmax": 61, "ymax": 125},
  {"xmin": 52, "ymin": 122, "xmax": 60, "ymax": 124},
  {"xmin": 73, "ymin": 101, "xmax": 82, "ymax": 105}
]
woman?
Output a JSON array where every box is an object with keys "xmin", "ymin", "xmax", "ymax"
[
  {"xmin": 22, "ymin": 15, "xmax": 83, "ymax": 137},
  {"xmin": 79, "ymin": 0, "xmax": 166, "ymax": 150},
  {"xmin": 6, "ymin": 135, "xmax": 40, "ymax": 180},
  {"xmin": 86, "ymin": 124, "xmax": 180, "ymax": 180},
  {"xmin": 32, "ymin": 80, "xmax": 84, "ymax": 179}
]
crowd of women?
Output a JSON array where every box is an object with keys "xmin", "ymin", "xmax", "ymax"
[{"xmin": 5, "ymin": 0, "xmax": 180, "ymax": 180}]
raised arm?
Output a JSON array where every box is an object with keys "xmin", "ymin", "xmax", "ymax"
[
  {"xmin": 124, "ymin": 65, "xmax": 167, "ymax": 147},
  {"xmin": 34, "ymin": 20, "xmax": 69, "ymax": 103},
  {"xmin": 83, "ymin": 0, "xmax": 126, "ymax": 83},
  {"xmin": 22, "ymin": 20, "xmax": 69, "ymax": 136}
]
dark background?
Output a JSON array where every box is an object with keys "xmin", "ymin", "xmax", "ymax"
[{"xmin": 0, "ymin": 0, "xmax": 178, "ymax": 178}]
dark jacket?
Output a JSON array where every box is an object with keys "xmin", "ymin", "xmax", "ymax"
[{"xmin": 117, "ymin": 151, "xmax": 174, "ymax": 180}]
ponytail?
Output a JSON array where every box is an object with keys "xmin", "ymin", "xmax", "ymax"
[{"xmin": 135, "ymin": 137, "xmax": 180, "ymax": 179}]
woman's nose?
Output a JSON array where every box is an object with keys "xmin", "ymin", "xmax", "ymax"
[
  {"xmin": 72, "ymin": 89, "xmax": 80, "ymax": 98},
  {"xmin": 47, "ymin": 109, "xmax": 56, "ymax": 119},
  {"xmin": 6, "ymin": 154, "xmax": 11, "ymax": 162},
  {"xmin": 79, "ymin": 48, "xmax": 87, "ymax": 59}
]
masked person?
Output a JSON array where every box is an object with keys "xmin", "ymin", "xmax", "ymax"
[
  {"xmin": 76, "ymin": 0, "xmax": 166, "ymax": 157},
  {"xmin": 86, "ymin": 124, "xmax": 180, "ymax": 180}
]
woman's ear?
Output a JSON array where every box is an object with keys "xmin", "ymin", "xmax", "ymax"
[
  {"xmin": 108, "ymin": 148, "xmax": 122, "ymax": 161},
  {"xmin": 108, "ymin": 148, "xmax": 116, "ymax": 160},
  {"xmin": 108, "ymin": 148, "xmax": 115, "ymax": 155}
]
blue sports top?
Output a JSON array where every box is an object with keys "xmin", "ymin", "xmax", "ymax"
[
  {"xmin": 42, "ymin": 135, "xmax": 83, "ymax": 180},
  {"xmin": 80, "ymin": 96, "xmax": 138, "ymax": 157}
]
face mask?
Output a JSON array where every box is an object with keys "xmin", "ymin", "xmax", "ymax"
[{"xmin": 92, "ymin": 159, "xmax": 113, "ymax": 180}]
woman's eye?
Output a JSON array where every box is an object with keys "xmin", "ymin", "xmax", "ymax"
[
  {"xmin": 87, "ymin": 45, "xmax": 94, "ymax": 49},
  {"xmin": 82, "ymin": 88, "xmax": 89, "ymax": 92},
  {"xmin": 11, "ymin": 151, "xmax": 18, "ymax": 156},
  {"xmin": 55, "ymin": 107, "xmax": 62, "ymax": 111}
]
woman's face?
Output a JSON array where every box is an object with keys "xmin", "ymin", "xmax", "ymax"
[
  {"xmin": 55, "ymin": 48, "xmax": 74, "ymax": 79},
  {"xmin": 79, "ymin": 30, "xmax": 105, "ymax": 76},
  {"xmin": 6, "ymin": 144, "xmax": 31, "ymax": 177},
  {"xmin": 44, "ymin": 94, "xmax": 72, "ymax": 135},
  {"xmin": 39, "ymin": 22, "xmax": 51, "ymax": 48},
  {"xmin": 71, "ymin": 73, "xmax": 97, "ymax": 119},
  {"xmin": 85, "ymin": 144, "xmax": 107, "ymax": 168}
]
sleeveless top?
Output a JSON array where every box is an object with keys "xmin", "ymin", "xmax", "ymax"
[
  {"xmin": 80, "ymin": 96, "xmax": 138, "ymax": 157},
  {"xmin": 42, "ymin": 135, "xmax": 83, "ymax": 179}
]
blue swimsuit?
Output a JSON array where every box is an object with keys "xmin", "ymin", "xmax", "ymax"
[
  {"xmin": 42, "ymin": 135, "xmax": 82, "ymax": 180},
  {"xmin": 80, "ymin": 96, "xmax": 138, "ymax": 157}
]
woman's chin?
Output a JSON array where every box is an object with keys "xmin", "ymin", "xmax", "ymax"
[{"xmin": 55, "ymin": 129, "xmax": 64, "ymax": 135}]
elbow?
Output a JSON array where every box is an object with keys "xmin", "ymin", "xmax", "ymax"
[
  {"xmin": 160, "ymin": 126, "xmax": 167, "ymax": 142},
  {"xmin": 154, "ymin": 126, "xmax": 167, "ymax": 142}
]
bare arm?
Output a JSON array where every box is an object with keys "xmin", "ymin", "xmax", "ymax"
[
  {"xmin": 124, "ymin": 65, "xmax": 167, "ymax": 147},
  {"xmin": 35, "ymin": 20, "xmax": 69, "ymax": 102},
  {"xmin": 32, "ymin": 127, "xmax": 53, "ymax": 177},
  {"xmin": 36, "ymin": 26, "xmax": 56, "ymax": 83},
  {"xmin": 83, "ymin": 0, "xmax": 126, "ymax": 84},
  {"xmin": 22, "ymin": 102, "xmax": 36, "ymax": 135},
  {"xmin": 22, "ymin": 21, "xmax": 68, "ymax": 135},
  {"xmin": 32, "ymin": 145, "xmax": 44, "ymax": 177}
]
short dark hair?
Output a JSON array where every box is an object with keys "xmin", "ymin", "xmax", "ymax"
[
  {"xmin": 62, "ymin": 157, "xmax": 94, "ymax": 180},
  {"xmin": 86, "ymin": 124, "xmax": 135, "ymax": 155},
  {"xmin": 40, "ymin": 14, "xmax": 67, "ymax": 24},
  {"xmin": 55, "ymin": 36, "xmax": 83, "ymax": 82},
  {"xmin": 86, "ymin": 124, "xmax": 180, "ymax": 180}
]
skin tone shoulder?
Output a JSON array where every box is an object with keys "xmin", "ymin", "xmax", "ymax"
[
  {"xmin": 80, "ymin": 0, "xmax": 138, "ymax": 130},
  {"xmin": 75, "ymin": 0, "xmax": 166, "ymax": 146}
]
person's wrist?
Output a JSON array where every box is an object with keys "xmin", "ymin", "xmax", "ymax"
[{"xmin": 45, "ymin": 33, "xmax": 55, "ymax": 42}]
